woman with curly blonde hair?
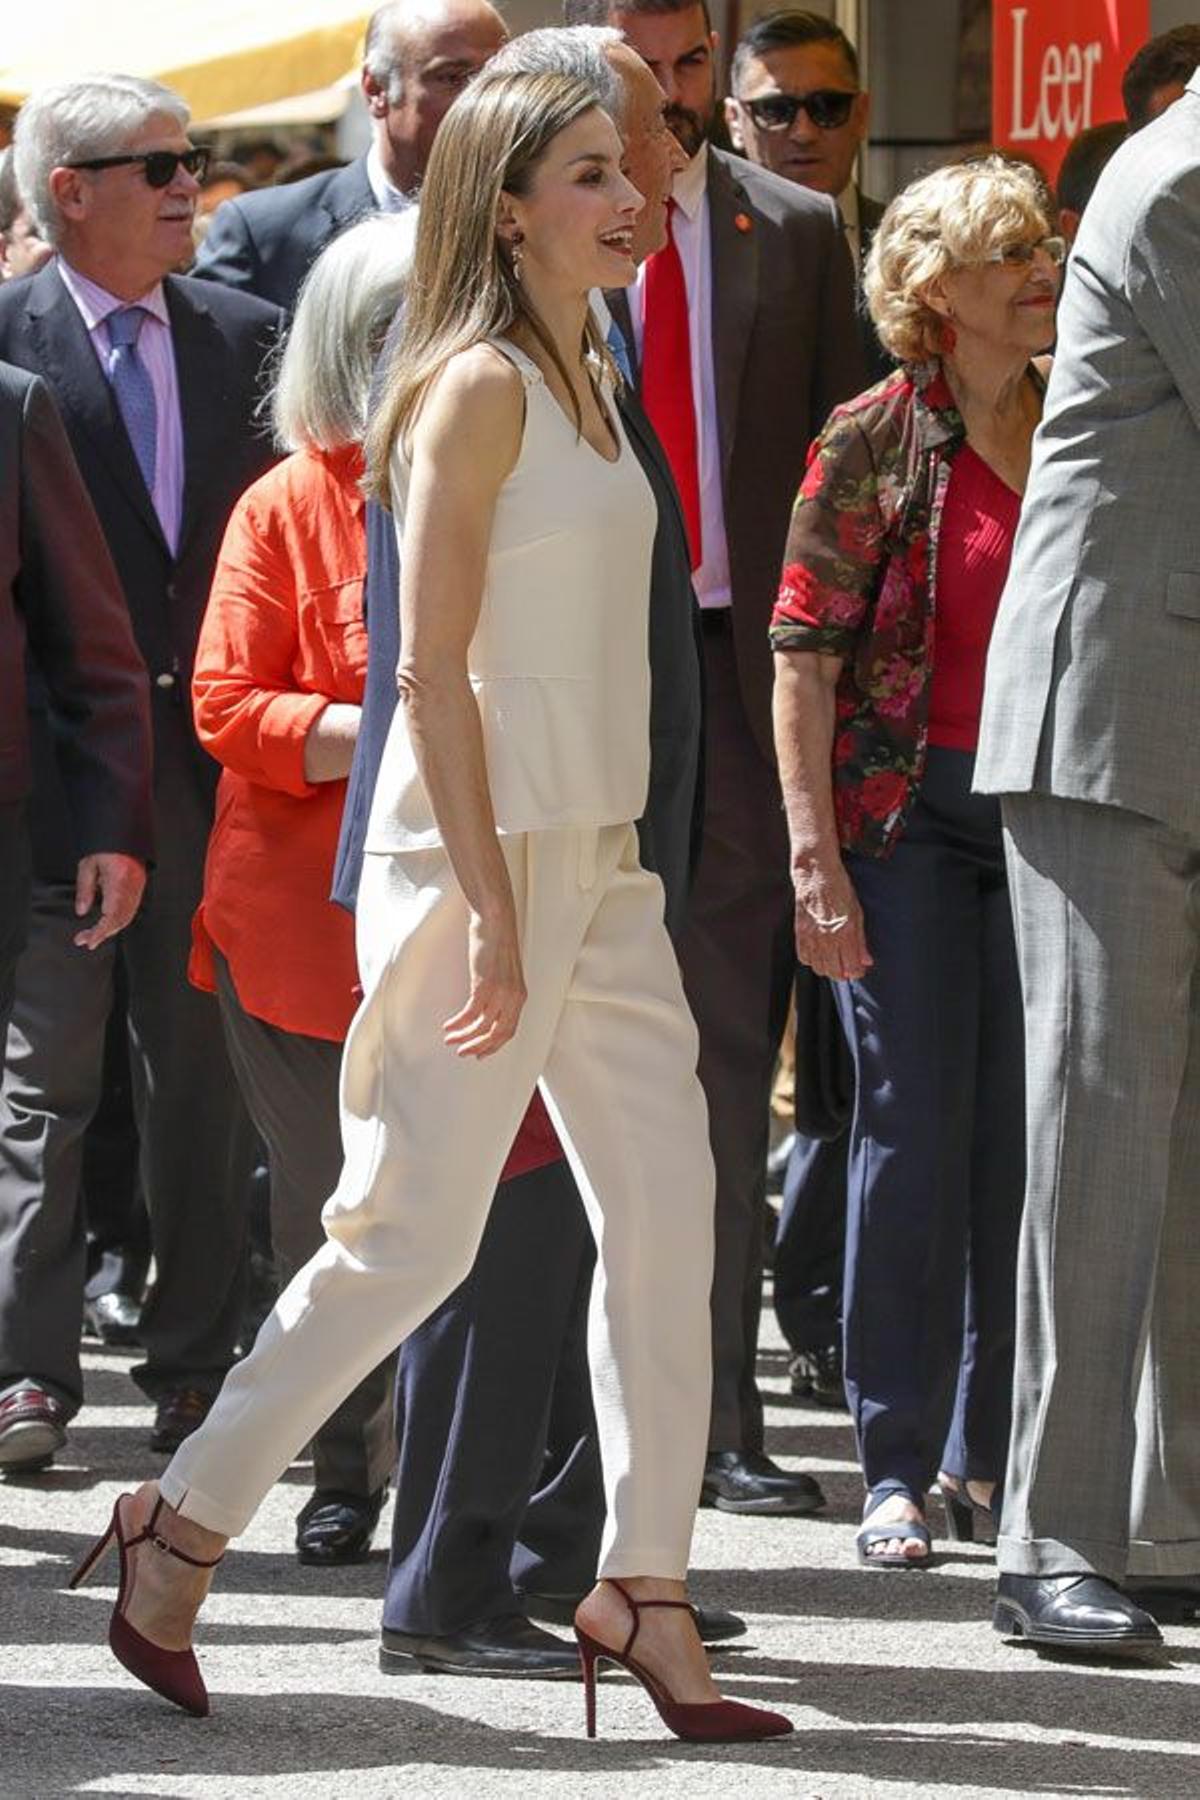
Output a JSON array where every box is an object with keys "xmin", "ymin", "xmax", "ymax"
[{"xmin": 770, "ymin": 154, "xmax": 1062, "ymax": 1568}]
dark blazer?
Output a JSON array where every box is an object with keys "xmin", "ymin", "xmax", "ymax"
[
  {"xmin": 608, "ymin": 147, "xmax": 865, "ymax": 759},
  {"xmin": 194, "ymin": 157, "xmax": 376, "ymax": 313},
  {"xmin": 0, "ymin": 263, "xmax": 282, "ymax": 872},
  {"xmin": 0, "ymin": 361, "xmax": 151, "ymax": 859},
  {"xmin": 332, "ymin": 387, "xmax": 703, "ymax": 942},
  {"xmin": 856, "ymin": 189, "xmax": 893, "ymax": 387}
]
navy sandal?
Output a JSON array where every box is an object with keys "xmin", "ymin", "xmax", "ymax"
[{"xmin": 856, "ymin": 1492, "xmax": 932, "ymax": 1571}]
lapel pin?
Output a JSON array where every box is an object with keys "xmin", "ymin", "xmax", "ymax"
[{"xmin": 734, "ymin": 211, "xmax": 753, "ymax": 234}]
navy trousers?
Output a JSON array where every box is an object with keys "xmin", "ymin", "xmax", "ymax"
[
  {"xmin": 382, "ymin": 1157, "xmax": 603, "ymax": 1636},
  {"xmin": 836, "ymin": 748, "xmax": 1025, "ymax": 1503}
]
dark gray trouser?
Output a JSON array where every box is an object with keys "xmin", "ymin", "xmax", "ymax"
[
  {"xmin": 0, "ymin": 802, "xmax": 29, "ymax": 1044},
  {"xmin": 0, "ymin": 771, "xmax": 255, "ymax": 1412},
  {"xmin": 213, "ymin": 952, "xmax": 395, "ymax": 1499},
  {"xmin": 679, "ymin": 621, "xmax": 795, "ymax": 1455},
  {"xmin": 998, "ymin": 792, "xmax": 1200, "ymax": 1581}
]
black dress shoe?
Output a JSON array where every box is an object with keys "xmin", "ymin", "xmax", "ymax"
[
  {"xmin": 1123, "ymin": 1577, "xmax": 1200, "ymax": 1625},
  {"xmin": 295, "ymin": 1488, "xmax": 386, "ymax": 1565},
  {"xmin": 520, "ymin": 1589, "xmax": 748, "ymax": 1644},
  {"xmin": 0, "ymin": 1383, "xmax": 67, "ymax": 1472},
  {"xmin": 701, "ymin": 1450, "xmax": 825, "ymax": 1516},
  {"xmin": 379, "ymin": 1613, "xmax": 580, "ymax": 1678},
  {"xmin": 149, "ymin": 1387, "xmax": 213, "ymax": 1453},
  {"xmin": 788, "ymin": 1344, "xmax": 847, "ymax": 1409},
  {"xmin": 993, "ymin": 1572, "xmax": 1163, "ymax": 1655},
  {"xmin": 82, "ymin": 1291, "xmax": 142, "ymax": 1347}
]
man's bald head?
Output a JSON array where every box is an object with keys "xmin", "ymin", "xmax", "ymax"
[{"xmin": 362, "ymin": 0, "xmax": 508, "ymax": 194}]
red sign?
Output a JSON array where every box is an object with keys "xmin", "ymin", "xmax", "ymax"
[{"xmin": 993, "ymin": 1, "xmax": 1149, "ymax": 181}]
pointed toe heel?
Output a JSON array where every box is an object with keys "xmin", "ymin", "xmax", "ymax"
[
  {"xmin": 575, "ymin": 1583, "xmax": 793, "ymax": 1744},
  {"xmin": 68, "ymin": 1493, "xmax": 224, "ymax": 1716}
]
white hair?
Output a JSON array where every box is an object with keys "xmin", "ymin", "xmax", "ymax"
[
  {"xmin": 270, "ymin": 212, "xmax": 417, "ymax": 454},
  {"xmin": 489, "ymin": 26, "xmax": 624, "ymax": 120},
  {"xmin": 13, "ymin": 73, "xmax": 190, "ymax": 247}
]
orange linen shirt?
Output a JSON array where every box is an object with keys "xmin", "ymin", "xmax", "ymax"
[{"xmin": 190, "ymin": 444, "xmax": 368, "ymax": 1042}]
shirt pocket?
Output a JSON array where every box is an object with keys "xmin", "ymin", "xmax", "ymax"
[{"xmin": 304, "ymin": 578, "xmax": 369, "ymax": 694}]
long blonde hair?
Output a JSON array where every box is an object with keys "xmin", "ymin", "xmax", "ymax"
[{"xmin": 365, "ymin": 69, "xmax": 611, "ymax": 505}]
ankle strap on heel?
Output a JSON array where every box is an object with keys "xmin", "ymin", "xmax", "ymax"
[
  {"xmin": 128, "ymin": 1496, "xmax": 224, "ymax": 1569},
  {"xmin": 605, "ymin": 1578, "xmax": 697, "ymax": 1659}
]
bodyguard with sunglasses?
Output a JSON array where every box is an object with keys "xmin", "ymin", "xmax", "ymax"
[
  {"xmin": 0, "ymin": 74, "xmax": 283, "ymax": 1467},
  {"xmin": 726, "ymin": 10, "xmax": 889, "ymax": 384}
]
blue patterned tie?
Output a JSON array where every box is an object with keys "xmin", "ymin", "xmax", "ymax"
[
  {"xmin": 107, "ymin": 306, "xmax": 158, "ymax": 494},
  {"xmin": 606, "ymin": 319, "xmax": 633, "ymax": 385}
]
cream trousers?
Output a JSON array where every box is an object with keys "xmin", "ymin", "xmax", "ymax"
[{"xmin": 161, "ymin": 823, "xmax": 715, "ymax": 1579}]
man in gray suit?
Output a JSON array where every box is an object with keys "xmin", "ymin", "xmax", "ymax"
[
  {"xmin": 568, "ymin": 0, "xmax": 864, "ymax": 1514},
  {"xmin": 195, "ymin": 0, "xmax": 507, "ymax": 312},
  {"xmin": 976, "ymin": 72, "xmax": 1200, "ymax": 1657}
]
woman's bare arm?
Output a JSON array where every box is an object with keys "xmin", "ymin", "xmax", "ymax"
[{"xmin": 773, "ymin": 650, "xmax": 872, "ymax": 981}]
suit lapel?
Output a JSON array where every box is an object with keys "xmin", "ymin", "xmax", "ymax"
[
  {"xmin": 320, "ymin": 156, "xmax": 377, "ymax": 234},
  {"xmin": 707, "ymin": 151, "xmax": 757, "ymax": 488},
  {"xmin": 619, "ymin": 387, "xmax": 687, "ymax": 547},
  {"xmin": 27, "ymin": 264, "xmax": 166, "ymax": 552},
  {"xmin": 167, "ymin": 279, "xmax": 229, "ymax": 558}
]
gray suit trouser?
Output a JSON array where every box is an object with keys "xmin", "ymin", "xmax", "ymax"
[
  {"xmin": 212, "ymin": 952, "xmax": 396, "ymax": 1498},
  {"xmin": 998, "ymin": 791, "xmax": 1200, "ymax": 1580},
  {"xmin": 0, "ymin": 748, "xmax": 255, "ymax": 1412}
]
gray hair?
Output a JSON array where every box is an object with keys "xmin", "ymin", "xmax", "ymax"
[
  {"xmin": 364, "ymin": 2, "xmax": 416, "ymax": 105},
  {"xmin": 489, "ymin": 25, "xmax": 623, "ymax": 119},
  {"xmin": 0, "ymin": 150, "xmax": 20, "ymax": 236},
  {"xmin": 13, "ymin": 74, "xmax": 190, "ymax": 246},
  {"xmin": 270, "ymin": 212, "xmax": 416, "ymax": 453}
]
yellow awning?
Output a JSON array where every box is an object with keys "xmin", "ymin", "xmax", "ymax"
[{"xmin": 0, "ymin": 3, "xmax": 371, "ymax": 122}]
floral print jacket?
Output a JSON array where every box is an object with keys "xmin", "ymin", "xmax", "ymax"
[{"xmin": 770, "ymin": 360, "xmax": 1032, "ymax": 858}]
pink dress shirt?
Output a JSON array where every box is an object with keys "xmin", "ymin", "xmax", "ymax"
[{"xmin": 57, "ymin": 259, "xmax": 185, "ymax": 552}]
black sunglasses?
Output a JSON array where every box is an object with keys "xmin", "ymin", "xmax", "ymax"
[
  {"xmin": 67, "ymin": 147, "xmax": 211, "ymax": 188},
  {"xmin": 739, "ymin": 89, "xmax": 858, "ymax": 132}
]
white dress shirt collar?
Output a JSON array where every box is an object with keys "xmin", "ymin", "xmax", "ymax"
[
  {"xmin": 366, "ymin": 143, "xmax": 417, "ymax": 214},
  {"xmin": 673, "ymin": 142, "xmax": 709, "ymax": 222}
]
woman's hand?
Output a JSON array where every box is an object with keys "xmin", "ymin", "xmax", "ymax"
[
  {"xmin": 443, "ymin": 908, "xmax": 527, "ymax": 1058},
  {"xmin": 792, "ymin": 854, "xmax": 872, "ymax": 982}
]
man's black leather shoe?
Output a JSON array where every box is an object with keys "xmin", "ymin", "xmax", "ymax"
[
  {"xmin": 788, "ymin": 1344, "xmax": 847, "ymax": 1409},
  {"xmin": 520, "ymin": 1589, "xmax": 747, "ymax": 1644},
  {"xmin": 1123, "ymin": 1577, "xmax": 1200, "ymax": 1625},
  {"xmin": 82, "ymin": 1291, "xmax": 142, "ymax": 1347},
  {"xmin": 296, "ymin": 1488, "xmax": 387, "ymax": 1565},
  {"xmin": 379, "ymin": 1613, "xmax": 580, "ymax": 1678},
  {"xmin": 701, "ymin": 1450, "xmax": 825, "ymax": 1516},
  {"xmin": 993, "ymin": 1573, "xmax": 1163, "ymax": 1655}
]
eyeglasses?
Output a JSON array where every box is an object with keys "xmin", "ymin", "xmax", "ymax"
[
  {"xmin": 737, "ymin": 89, "xmax": 858, "ymax": 132},
  {"xmin": 984, "ymin": 234, "xmax": 1067, "ymax": 268},
  {"xmin": 66, "ymin": 147, "xmax": 211, "ymax": 188}
]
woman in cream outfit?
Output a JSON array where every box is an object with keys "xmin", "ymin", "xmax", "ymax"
[{"xmin": 72, "ymin": 71, "xmax": 790, "ymax": 1742}]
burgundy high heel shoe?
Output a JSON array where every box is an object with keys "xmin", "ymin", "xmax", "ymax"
[
  {"xmin": 574, "ymin": 1580, "xmax": 793, "ymax": 1743},
  {"xmin": 69, "ymin": 1492, "xmax": 223, "ymax": 1717}
]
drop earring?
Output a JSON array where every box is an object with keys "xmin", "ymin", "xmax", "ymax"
[{"xmin": 511, "ymin": 230, "xmax": 524, "ymax": 283}]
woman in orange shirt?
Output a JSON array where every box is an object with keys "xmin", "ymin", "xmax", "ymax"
[{"xmin": 189, "ymin": 217, "xmax": 408, "ymax": 1564}]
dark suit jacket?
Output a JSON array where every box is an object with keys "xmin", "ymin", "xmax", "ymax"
[
  {"xmin": 331, "ymin": 386, "xmax": 703, "ymax": 944},
  {"xmin": 0, "ymin": 264, "xmax": 282, "ymax": 873},
  {"xmin": 194, "ymin": 157, "xmax": 376, "ymax": 313},
  {"xmin": 608, "ymin": 147, "xmax": 865, "ymax": 758},
  {"xmin": 0, "ymin": 361, "xmax": 151, "ymax": 860},
  {"xmin": 856, "ymin": 189, "xmax": 893, "ymax": 387}
]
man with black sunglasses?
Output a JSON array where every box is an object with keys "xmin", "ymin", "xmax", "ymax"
[
  {"xmin": 0, "ymin": 73, "xmax": 282, "ymax": 1471},
  {"xmin": 726, "ymin": 10, "xmax": 889, "ymax": 383}
]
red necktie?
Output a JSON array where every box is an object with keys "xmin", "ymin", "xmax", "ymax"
[{"xmin": 641, "ymin": 201, "xmax": 703, "ymax": 571}]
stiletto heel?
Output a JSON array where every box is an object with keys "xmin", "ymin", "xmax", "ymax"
[
  {"xmin": 573, "ymin": 1581, "xmax": 792, "ymax": 1744},
  {"xmin": 67, "ymin": 1492, "xmax": 224, "ymax": 1717},
  {"xmin": 943, "ymin": 1492, "xmax": 975, "ymax": 1544}
]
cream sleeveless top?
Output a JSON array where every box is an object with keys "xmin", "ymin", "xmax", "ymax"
[{"xmin": 365, "ymin": 335, "xmax": 657, "ymax": 852}]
